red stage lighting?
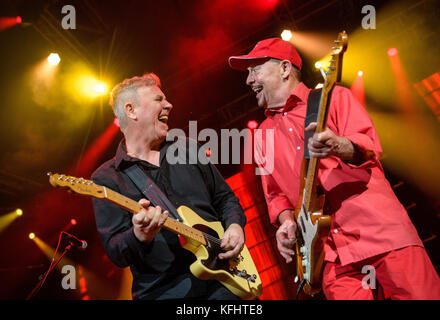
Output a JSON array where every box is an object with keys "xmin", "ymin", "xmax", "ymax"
[
  {"xmin": 70, "ymin": 218, "xmax": 77, "ymax": 226},
  {"xmin": 247, "ymin": 120, "xmax": 258, "ymax": 130},
  {"xmin": 387, "ymin": 48, "xmax": 398, "ymax": 57},
  {"xmin": 16, "ymin": 16, "xmax": 22, "ymax": 24}
]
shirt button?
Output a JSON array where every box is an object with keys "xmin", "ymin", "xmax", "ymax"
[
  {"xmin": 283, "ymin": 112, "xmax": 288, "ymax": 116},
  {"xmin": 297, "ymin": 146, "xmax": 301, "ymax": 150},
  {"xmin": 333, "ymin": 229, "xmax": 339, "ymax": 234},
  {"xmin": 289, "ymin": 128, "xmax": 293, "ymax": 132}
]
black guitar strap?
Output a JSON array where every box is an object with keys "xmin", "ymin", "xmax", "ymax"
[
  {"xmin": 304, "ymin": 88, "xmax": 322, "ymax": 160},
  {"xmin": 304, "ymin": 87, "xmax": 334, "ymax": 159},
  {"xmin": 123, "ymin": 164, "xmax": 181, "ymax": 221}
]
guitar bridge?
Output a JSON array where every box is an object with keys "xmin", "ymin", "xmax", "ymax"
[{"xmin": 229, "ymin": 266, "xmax": 257, "ymax": 283}]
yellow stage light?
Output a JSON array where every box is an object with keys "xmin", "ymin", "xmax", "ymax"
[
  {"xmin": 94, "ymin": 82, "xmax": 107, "ymax": 94},
  {"xmin": 16, "ymin": 209, "xmax": 23, "ymax": 216},
  {"xmin": 281, "ymin": 29, "xmax": 292, "ymax": 41},
  {"xmin": 47, "ymin": 53, "xmax": 61, "ymax": 66},
  {"xmin": 315, "ymin": 61, "xmax": 322, "ymax": 69},
  {"xmin": 358, "ymin": 70, "xmax": 364, "ymax": 77},
  {"xmin": 74, "ymin": 75, "xmax": 109, "ymax": 99},
  {"xmin": 29, "ymin": 233, "xmax": 35, "ymax": 240}
]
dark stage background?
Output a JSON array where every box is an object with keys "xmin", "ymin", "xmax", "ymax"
[{"xmin": 0, "ymin": 0, "xmax": 439, "ymax": 300}]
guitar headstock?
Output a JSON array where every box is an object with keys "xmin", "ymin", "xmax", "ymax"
[
  {"xmin": 323, "ymin": 31, "xmax": 348, "ymax": 91},
  {"xmin": 47, "ymin": 172, "xmax": 105, "ymax": 198}
]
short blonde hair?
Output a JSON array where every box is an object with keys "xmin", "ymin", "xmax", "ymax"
[{"xmin": 110, "ymin": 73, "xmax": 161, "ymax": 130}]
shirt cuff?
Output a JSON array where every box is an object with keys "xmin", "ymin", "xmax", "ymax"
[
  {"xmin": 122, "ymin": 227, "xmax": 154, "ymax": 255},
  {"xmin": 268, "ymin": 197, "xmax": 295, "ymax": 227},
  {"xmin": 345, "ymin": 133, "xmax": 380, "ymax": 169}
]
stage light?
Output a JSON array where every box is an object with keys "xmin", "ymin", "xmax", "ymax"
[
  {"xmin": 16, "ymin": 16, "xmax": 22, "ymax": 24},
  {"xmin": 16, "ymin": 209, "xmax": 23, "ymax": 216},
  {"xmin": 29, "ymin": 233, "xmax": 35, "ymax": 240},
  {"xmin": 47, "ymin": 53, "xmax": 61, "ymax": 66},
  {"xmin": 387, "ymin": 48, "xmax": 398, "ymax": 57},
  {"xmin": 358, "ymin": 70, "xmax": 364, "ymax": 77},
  {"xmin": 94, "ymin": 82, "xmax": 107, "ymax": 94},
  {"xmin": 70, "ymin": 218, "xmax": 77, "ymax": 226},
  {"xmin": 281, "ymin": 29, "xmax": 292, "ymax": 41},
  {"xmin": 247, "ymin": 120, "xmax": 258, "ymax": 130},
  {"xmin": 75, "ymin": 75, "xmax": 109, "ymax": 98},
  {"xmin": 315, "ymin": 61, "xmax": 322, "ymax": 69}
]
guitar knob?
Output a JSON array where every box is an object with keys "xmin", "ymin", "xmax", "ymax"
[{"xmin": 302, "ymin": 259, "xmax": 308, "ymax": 268}]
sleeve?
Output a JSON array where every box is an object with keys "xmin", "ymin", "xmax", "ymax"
[
  {"xmin": 328, "ymin": 86, "xmax": 383, "ymax": 169},
  {"xmin": 260, "ymin": 172, "xmax": 295, "ymax": 227},
  {"xmin": 205, "ymin": 162, "xmax": 247, "ymax": 230},
  {"xmin": 254, "ymin": 125, "xmax": 295, "ymax": 227},
  {"xmin": 91, "ymin": 167, "xmax": 153, "ymax": 269}
]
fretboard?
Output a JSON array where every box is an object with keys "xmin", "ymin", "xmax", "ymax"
[{"xmin": 102, "ymin": 186, "xmax": 207, "ymax": 245}]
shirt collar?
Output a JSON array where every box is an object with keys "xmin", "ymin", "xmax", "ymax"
[
  {"xmin": 114, "ymin": 138, "xmax": 170, "ymax": 170},
  {"xmin": 264, "ymin": 82, "xmax": 310, "ymax": 116}
]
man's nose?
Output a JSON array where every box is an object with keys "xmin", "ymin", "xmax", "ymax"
[
  {"xmin": 246, "ymin": 72, "xmax": 254, "ymax": 86},
  {"xmin": 164, "ymin": 100, "xmax": 173, "ymax": 110}
]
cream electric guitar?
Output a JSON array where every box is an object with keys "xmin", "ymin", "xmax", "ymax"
[
  {"xmin": 48, "ymin": 172, "xmax": 263, "ymax": 300},
  {"xmin": 294, "ymin": 31, "xmax": 348, "ymax": 296}
]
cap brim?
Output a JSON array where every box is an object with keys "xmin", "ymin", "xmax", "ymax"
[{"xmin": 228, "ymin": 55, "xmax": 271, "ymax": 70}]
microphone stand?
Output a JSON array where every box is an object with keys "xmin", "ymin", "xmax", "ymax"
[{"xmin": 25, "ymin": 244, "xmax": 73, "ymax": 300}]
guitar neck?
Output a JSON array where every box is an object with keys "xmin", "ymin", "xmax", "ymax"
[
  {"xmin": 102, "ymin": 186, "xmax": 207, "ymax": 245},
  {"xmin": 302, "ymin": 89, "xmax": 331, "ymax": 212}
]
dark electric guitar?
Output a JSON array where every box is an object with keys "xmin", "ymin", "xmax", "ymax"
[
  {"xmin": 48, "ymin": 172, "xmax": 263, "ymax": 300},
  {"xmin": 294, "ymin": 31, "xmax": 348, "ymax": 296}
]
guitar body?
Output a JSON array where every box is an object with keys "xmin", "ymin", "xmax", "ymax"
[
  {"xmin": 177, "ymin": 205, "xmax": 263, "ymax": 300},
  {"xmin": 294, "ymin": 160, "xmax": 331, "ymax": 295}
]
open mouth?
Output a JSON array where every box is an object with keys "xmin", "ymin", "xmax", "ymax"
[
  {"xmin": 252, "ymin": 86, "xmax": 263, "ymax": 95},
  {"xmin": 158, "ymin": 115, "xmax": 168, "ymax": 124}
]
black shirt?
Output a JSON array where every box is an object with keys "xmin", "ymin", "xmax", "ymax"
[{"xmin": 91, "ymin": 138, "xmax": 246, "ymax": 299}]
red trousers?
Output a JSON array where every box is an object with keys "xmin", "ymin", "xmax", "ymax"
[{"xmin": 322, "ymin": 246, "xmax": 440, "ymax": 300}]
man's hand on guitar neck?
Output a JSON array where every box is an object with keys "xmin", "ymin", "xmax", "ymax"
[
  {"xmin": 305, "ymin": 122, "xmax": 363, "ymax": 164},
  {"xmin": 132, "ymin": 199, "xmax": 169, "ymax": 244},
  {"xmin": 276, "ymin": 210, "xmax": 297, "ymax": 263}
]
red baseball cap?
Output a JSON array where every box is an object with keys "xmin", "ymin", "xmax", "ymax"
[{"xmin": 229, "ymin": 38, "xmax": 302, "ymax": 71}]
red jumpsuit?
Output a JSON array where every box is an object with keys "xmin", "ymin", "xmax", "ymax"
[{"xmin": 255, "ymin": 82, "xmax": 440, "ymax": 299}]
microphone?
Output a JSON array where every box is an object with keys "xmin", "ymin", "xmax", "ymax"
[{"xmin": 62, "ymin": 232, "xmax": 87, "ymax": 250}]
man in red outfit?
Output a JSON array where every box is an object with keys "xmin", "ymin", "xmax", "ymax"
[{"xmin": 228, "ymin": 38, "xmax": 440, "ymax": 299}]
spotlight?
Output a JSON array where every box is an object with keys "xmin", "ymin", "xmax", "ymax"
[
  {"xmin": 15, "ymin": 209, "xmax": 23, "ymax": 216},
  {"xmin": 16, "ymin": 16, "xmax": 22, "ymax": 24},
  {"xmin": 29, "ymin": 233, "xmax": 35, "ymax": 240},
  {"xmin": 315, "ymin": 61, "xmax": 322, "ymax": 69},
  {"xmin": 94, "ymin": 82, "xmax": 107, "ymax": 94},
  {"xmin": 47, "ymin": 53, "xmax": 61, "ymax": 66},
  {"xmin": 281, "ymin": 29, "xmax": 292, "ymax": 41},
  {"xmin": 70, "ymin": 218, "xmax": 77, "ymax": 226},
  {"xmin": 247, "ymin": 120, "xmax": 258, "ymax": 130},
  {"xmin": 358, "ymin": 70, "xmax": 363, "ymax": 77},
  {"xmin": 387, "ymin": 48, "xmax": 398, "ymax": 57}
]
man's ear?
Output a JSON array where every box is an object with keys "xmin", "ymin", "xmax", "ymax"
[
  {"xmin": 125, "ymin": 103, "xmax": 137, "ymax": 120},
  {"xmin": 280, "ymin": 60, "xmax": 292, "ymax": 80}
]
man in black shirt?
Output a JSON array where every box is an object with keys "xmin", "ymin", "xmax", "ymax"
[{"xmin": 92, "ymin": 73, "xmax": 246, "ymax": 300}]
